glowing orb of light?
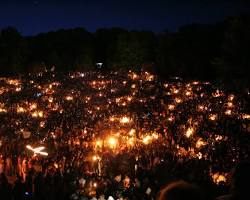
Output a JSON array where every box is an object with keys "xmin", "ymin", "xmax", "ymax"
[
  {"xmin": 107, "ymin": 137, "xmax": 117, "ymax": 148},
  {"xmin": 120, "ymin": 116, "xmax": 131, "ymax": 124},
  {"xmin": 185, "ymin": 127, "xmax": 194, "ymax": 138}
]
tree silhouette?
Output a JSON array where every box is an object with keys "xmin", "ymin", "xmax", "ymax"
[
  {"xmin": 0, "ymin": 14, "xmax": 249, "ymax": 89},
  {"xmin": 0, "ymin": 27, "xmax": 26, "ymax": 74}
]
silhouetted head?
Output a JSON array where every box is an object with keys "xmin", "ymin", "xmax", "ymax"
[
  {"xmin": 231, "ymin": 161, "xmax": 250, "ymax": 195},
  {"xmin": 0, "ymin": 172, "xmax": 8, "ymax": 185},
  {"xmin": 158, "ymin": 180, "xmax": 204, "ymax": 200}
]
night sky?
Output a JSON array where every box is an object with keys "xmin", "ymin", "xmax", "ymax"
[{"xmin": 1, "ymin": 0, "xmax": 250, "ymax": 36}]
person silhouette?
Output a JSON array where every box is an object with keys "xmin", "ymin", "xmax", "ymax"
[
  {"xmin": 0, "ymin": 172, "xmax": 12, "ymax": 200},
  {"xmin": 216, "ymin": 161, "xmax": 250, "ymax": 200},
  {"xmin": 157, "ymin": 180, "xmax": 205, "ymax": 200}
]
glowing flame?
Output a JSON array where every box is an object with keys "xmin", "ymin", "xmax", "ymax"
[
  {"xmin": 31, "ymin": 111, "xmax": 43, "ymax": 118},
  {"xmin": 215, "ymin": 135, "xmax": 223, "ymax": 141},
  {"xmin": 209, "ymin": 114, "xmax": 217, "ymax": 121},
  {"xmin": 15, "ymin": 87, "xmax": 21, "ymax": 92},
  {"xmin": 120, "ymin": 116, "xmax": 131, "ymax": 124},
  {"xmin": 107, "ymin": 137, "xmax": 117, "ymax": 148},
  {"xmin": 227, "ymin": 102, "xmax": 233, "ymax": 108},
  {"xmin": 197, "ymin": 152, "xmax": 203, "ymax": 159},
  {"xmin": 185, "ymin": 127, "xmax": 194, "ymax": 138},
  {"xmin": 142, "ymin": 135, "xmax": 151, "ymax": 145},
  {"xmin": 40, "ymin": 121, "xmax": 45, "ymax": 128},
  {"xmin": 48, "ymin": 97, "xmax": 53, "ymax": 103},
  {"xmin": 129, "ymin": 129, "xmax": 136, "ymax": 136},
  {"xmin": 127, "ymin": 138, "xmax": 135, "ymax": 146},
  {"xmin": 132, "ymin": 73, "xmax": 138, "ymax": 80},
  {"xmin": 225, "ymin": 110, "xmax": 232, "ymax": 115},
  {"xmin": 211, "ymin": 173, "xmax": 227, "ymax": 185},
  {"xmin": 30, "ymin": 103, "xmax": 37, "ymax": 110},
  {"xmin": 164, "ymin": 83, "xmax": 168, "ymax": 88},
  {"xmin": 92, "ymin": 155, "xmax": 100, "ymax": 161},
  {"xmin": 175, "ymin": 98, "xmax": 182, "ymax": 104},
  {"xmin": 198, "ymin": 105, "xmax": 205, "ymax": 111},
  {"xmin": 196, "ymin": 138, "xmax": 206, "ymax": 148},
  {"xmin": 109, "ymin": 116, "xmax": 115, "ymax": 122},
  {"xmin": 65, "ymin": 96, "xmax": 73, "ymax": 101},
  {"xmin": 173, "ymin": 89, "xmax": 179, "ymax": 94},
  {"xmin": 0, "ymin": 108, "xmax": 7, "ymax": 113},
  {"xmin": 127, "ymin": 96, "xmax": 132, "ymax": 101},
  {"xmin": 95, "ymin": 140, "xmax": 102, "ymax": 148},
  {"xmin": 131, "ymin": 84, "xmax": 136, "ymax": 89},
  {"xmin": 213, "ymin": 89, "xmax": 223, "ymax": 97},
  {"xmin": 242, "ymin": 114, "xmax": 250, "ymax": 120},
  {"xmin": 167, "ymin": 116, "xmax": 175, "ymax": 122},
  {"xmin": 17, "ymin": 107, "xmax": 25, "ymax": 113},
  {"xmin": 228, "ymin": 95, "xmax": 234, "ymax": 101},
  {"xmin": 168, "ymin": 104, "xmax": 175, "ymax": 110},
  {"xmin": 6, "ymin": 79, "xmax": 20, "ymax": 86}
]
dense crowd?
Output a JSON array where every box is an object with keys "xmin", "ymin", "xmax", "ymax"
[{"xmin": 0, "ymin": 70, "xmax": 249, "ymax": 200}]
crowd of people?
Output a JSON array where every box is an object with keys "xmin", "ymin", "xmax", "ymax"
[{"xmin": 0, "ymin": 70, "xmax": 249, "ymax": 200}]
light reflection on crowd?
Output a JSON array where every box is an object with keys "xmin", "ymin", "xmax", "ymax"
[{"xmin": 0, "ymin": 70, "xmax": 249, "ymax": 200}]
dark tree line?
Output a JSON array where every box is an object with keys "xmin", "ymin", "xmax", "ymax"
[{"xmin": 0, "ymin": 14, "xmax": 250, "ymax": 88}]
